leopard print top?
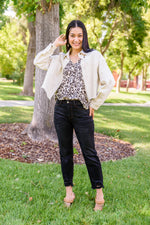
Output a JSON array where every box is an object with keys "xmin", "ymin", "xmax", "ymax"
[{"xmin": 55, "ymin": 59, "xmax": 89, "ymax": 109}]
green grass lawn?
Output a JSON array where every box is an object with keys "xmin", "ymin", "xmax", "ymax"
[
  {"xmin": 106, "ymin": 88, "xmax": 150, "ymax": 104},
  {"xmin": 0, "ymin": 107, "xmax": 33, "ymax": 123},
  {"xmin": 0, "ymin": 79, "xmax": 150, "ymax": 103},
  {"xmin": 95, "ymin": 106, "xmax": 150, "ymax": 152},
  {"xmin": 0, "ymin": 155, "xmax": 149, "ymax": 225},
  {"xmin": 0, "ymin": 80, "xmax": 34, "ymax": 101},
  {"xmin": 0, "ymin": 105, "xmax": 150, "ymax": 224}
]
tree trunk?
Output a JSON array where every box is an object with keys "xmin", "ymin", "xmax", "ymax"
[
  {"xmin": 116, "ymin": 52, "xmax": 124, "ymax": 93},
  {"xmin": 27, "ymin": 2, "xmax": 59, "ymax": 141},
  {"xmin": 144, "ymin": 64, "xmax": 149, "ymax": 91},
  {"xmin": 126, "ymin": 62, "xmax": 138, "ymax": 92},
  {"xmin": 126, "ymin": 73, "xmax": 131, "ymax": 92},
  {"xmin": 144, "ymin": 76, "xmax": 147, "ymax": 91},
  {"xmin": 21, "ymin": 21, "xmax": 36, "ymax": 96},
  {"xmin": 136, "ymin": 75, "xmax": 139, "ymax": 89},
  {"xmin": 140, "ymin": 67, "xmax": 144, "ymax": 91}
]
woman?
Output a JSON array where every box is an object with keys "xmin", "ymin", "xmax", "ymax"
[{"xmin": 34, "ymin": 20, "xmax": 115, "ymax": 211}]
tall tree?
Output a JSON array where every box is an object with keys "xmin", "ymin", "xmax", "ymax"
[
  {"xmin": 0, "ymin": 0, "xmax": 10, "ymax": 29},
  {"xmin": 140, "ymin": 64, "xmax": 149, "ymax": 91},
  {"xmin": 20, "ymin": 20, "xmax": 35, "ymax": 96},
  {"xmin": 0, "ymin": 19, "xmax": 27, "ymax": 83},
  {"xmin": 13, "ymin": 0, "xmax": 64, "ymax": 96},
  {"xmin": 67, "ymin": 0, "xmax": 148, "ymax": 52},
  {"xmin": 0, "ymin": 0, "xmax": 36, "ymax": 92},
  {"xmin": 62, "ymin": 0, "xmax": 149, "ymax": 92},
  {"xmin": 27, "ymin": 0, "xmax": 59, "ymax": 141},
  {"xmin": 125, "ymin": 62, "xmax": 139, "ymax": 92},
  {"xmin": 123, "ymin": 5, "xmax": 150, "ymax": 92},
  {"xmin": 12, "ymin": 0, "xmax": 36, "ymax": 96}
]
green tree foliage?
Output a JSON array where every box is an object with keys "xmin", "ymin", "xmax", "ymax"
[
  {"xmin": 0, "ymin": 19, "xmax": 28, "ymax": 84},
  {"xmin": 61, "ymin": 0, "xmax": 149, "ymax": 92},
  {"xmin": 0, "ymin": 0, "xmax": 10, "ymax": 14},
  {"xmin": 12, "ymin": 0, "xmax": 36, "ymax": 21},
  {"xmin": 0, "ymin": 14, "xmax": 10, "ymax": 30},
  {"xmin": 0, "ymin": 0, "xmax": 10, "ymax": 29},
  {"xmin": 11, "ymin": 0, "xmax": 63, "ymax": 22},
  {"xmin": 68, "ymin": 0, "xmax": 149, "ymax": 55}
]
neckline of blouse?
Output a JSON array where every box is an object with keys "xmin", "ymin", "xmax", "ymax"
[
  {"xmin": 64, "ymin": 49, "xmax": 86, "ymax": 60},
  {"xmin": 69, "ymin": 58, "xmax": 81, "ymax": 65}
]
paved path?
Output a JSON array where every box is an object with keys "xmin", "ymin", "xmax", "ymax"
[
  {"xmin": 0, "ymin": 100, "xmax": 150, "ymax": 107},
  {"xmin": 103, "ymin": 102, "xmax": 150, "ymax": 107},
  {"xmin": 0, "ymin": 100, "xmax": 34, "ymax": 107}
]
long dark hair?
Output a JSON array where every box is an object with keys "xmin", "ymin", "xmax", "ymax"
[{"xmin": 65, "ymin": 20, "xmax": 93, "ymax": 53}]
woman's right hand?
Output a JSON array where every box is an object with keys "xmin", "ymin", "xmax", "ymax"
[{"xmin": 53, "ymin": 34, "xmax": 67, "ymax": 47}]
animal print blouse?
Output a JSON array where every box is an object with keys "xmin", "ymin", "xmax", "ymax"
[{"xmin": 55, "ymin": 59, "xmax": 89, "ymax": 109}]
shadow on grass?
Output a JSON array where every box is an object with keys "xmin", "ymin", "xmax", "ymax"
[
  {"xmin": 95, "ymin": 106, "xmax": 150, "ymax": 145},
  {"xmin": 106, "ymin": 89, "xmax": 150, "ymax": 103},
  {"xmin": 0, "ymin": 107, "xmax": 33, "ymax": 123},
  {"xmin": 0, "ymin": 82, "xmax": 34, "ymax": 101}
]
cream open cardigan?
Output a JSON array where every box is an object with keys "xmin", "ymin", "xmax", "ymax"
[{"xmin": 34, "ymin": 43, "xmax": 115, "ymax": 110}]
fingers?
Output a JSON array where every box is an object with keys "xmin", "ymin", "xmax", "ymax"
[
  {"xmin": 60, "ymin": 34, "xmax": 65, "ymax": 38},
  {"xmin": 89, "ymin": 107, "xmax": 94, "ymax": 119},
  {"xmin": 54, "ymin": 34, "xmax": 66, "ymax": 47},
  {"xmin": 59, "ymin": 34, "xmax": 66, "ymax": 40},
  {"xmin": 63, "ymin": 39, "xmax": 67, "ymax": 44},
  {"xmin": 58, "ymin": 34, "xmax": 67, "ymax": 45}
]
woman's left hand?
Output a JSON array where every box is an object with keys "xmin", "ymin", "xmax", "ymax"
[{"xmin": 89, "ymin": 107, "xmax": 94, "ymax": 119}]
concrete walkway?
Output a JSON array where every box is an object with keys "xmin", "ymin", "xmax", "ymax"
[
  {"xmin": 104, "ymin": 102, "xmax": 150, "ymax": 107},
  {"xmin": 0, "ymin": 100, "xmax": 34, "ymax": 107},
  {"xmin": 0, "ymin": 100, "xmax": 150, "ymax": 107}
]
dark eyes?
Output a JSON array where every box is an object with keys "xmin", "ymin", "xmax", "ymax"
[{"xmin": 70, "ymin": 34, "xmax": 83, "ymax": 37}]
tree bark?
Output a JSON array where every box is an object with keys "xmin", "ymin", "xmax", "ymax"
[
  {"xmin": 27, "ymin": 2, "xmax": 59, "ymax": 141},
  {"xmin": 140, "ymin": 67, "xmax": 144, "ymax": 91},
  {"xmin": 126, "ymin": 73, "xmax": 131, "ymax": 92},
  {"xmin": 116, "ymin": 52, "xmax": 124, "ymax": 93},
  {"xmin": 21, "ymin": 21, "xmax": 36, "ymax": 96},
  {"xmin": 92, "ymin": 18, "xmax": 118, "ymax": 55},
  {"xmin": 101, "ymin": 19, "xmax": 118, "ymax": 55},
  {"xmin": 144, "ymin": 64, "xmax": 149, "ymax": 91},
  {"xmin": 144, "ymin": 76, "xmax": 147, "ymax": 91},
  {"xmin": 126, "ymin": 62, "xmax": 138, "ymax": 92}
]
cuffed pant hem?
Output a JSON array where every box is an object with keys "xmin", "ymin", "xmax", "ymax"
[
  {"xmin": 64, "ymin": 182, "xmax": 73, "ymax": 187},
  {"xmin": 92, "ymin": 185, "xmax": 104, "ymax": 189}
]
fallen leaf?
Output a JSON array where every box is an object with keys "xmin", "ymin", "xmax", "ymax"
[
  {"xmin": 38, "ymin": 159, "xmax": 44, "ymax": 162},
  {"xmin": 0, "ymin": 123, "xmax": 135, "ymax": 164}
]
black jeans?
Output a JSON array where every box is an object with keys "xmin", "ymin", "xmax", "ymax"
[{"xmin": 54, "ymin": 100, "xmax": 104, "ymax": 189}]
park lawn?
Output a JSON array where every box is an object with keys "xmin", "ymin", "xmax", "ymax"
[
  {"xmin": 0, "ymin": 106, "xmax": 150, "ymax": 224},
  {"xmin": 0, "ymin": 79, "xmax": 150, "ymax": 103},
  {"xmin": 106, "ymin": 88, "xmax": 150, "ymax": 104},
  {"xmin": 0, "ymin": 107, "xmax": 33, "ymax": 123},
  {"xmin": 95, "ymin": 106, "xmax": 150, "ymax": 152},
  {"xmin": 0, "ymin": 80, "xmax": 34, "ymax": 101}
]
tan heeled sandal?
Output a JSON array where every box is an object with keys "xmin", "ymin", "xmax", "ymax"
[
  {"xmin": 64, "ymin": 192, "xmax": 75, "ymax": 207},
  {"xmin": 94, "ymin": 198, "xmax": 105, "ymax": 211}
]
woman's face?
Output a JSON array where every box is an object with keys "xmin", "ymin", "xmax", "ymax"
[{"xmin": 68, "ymin": 27, "xmax": 83, "ymax": 51}]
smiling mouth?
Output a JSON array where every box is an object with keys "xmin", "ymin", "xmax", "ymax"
[{"xmin": 73, "ymin": 43, "xmax": 81, "ymax": 46}]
